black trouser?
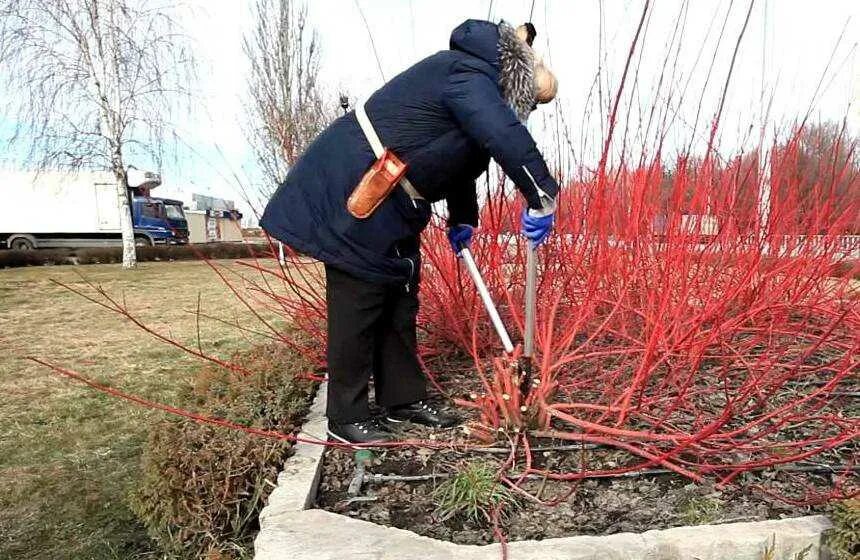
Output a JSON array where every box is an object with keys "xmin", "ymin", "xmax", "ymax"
[{"xmin": 325, "ymin": 264, "xmax": 427, "ymax": 423}]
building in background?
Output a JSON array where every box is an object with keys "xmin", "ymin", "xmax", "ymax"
[{"xmin": 185, "ymin": 193, "xmax": 243, "ymax": 243}]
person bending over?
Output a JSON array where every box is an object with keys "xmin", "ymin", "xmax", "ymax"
[{"xmin": 261, "ymin": 19, "xmax": 559, "ymax": 444}]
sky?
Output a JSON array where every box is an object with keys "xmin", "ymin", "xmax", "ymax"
[{"xmin": 3, "ymin": 1, "xmax": 859, "ymax": 223}]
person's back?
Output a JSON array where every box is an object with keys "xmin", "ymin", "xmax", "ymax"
[{"xmin": 261, "ymin": 19, "xmax": 558, "ymax": 285}]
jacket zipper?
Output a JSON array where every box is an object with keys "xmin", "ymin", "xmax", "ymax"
[
  {"xmin": 395, "ymin": 246, "xmax": 414, "ymax": 292},
  {"xmin": 522, "ymin": 164, "xmax": 552, "ymax": 201},
  {"xmin": 404, "ymin": 257, "xmax": 414, "ymax": 292}
]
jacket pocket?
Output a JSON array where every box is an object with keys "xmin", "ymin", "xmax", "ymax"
[{"xmin": 391, "ymin": 187, "xmax": 432, "ymax": 234}]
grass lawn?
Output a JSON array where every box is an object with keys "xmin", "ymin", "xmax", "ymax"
[{"xmin": 0, "ymin": 259, "xmax": 289, "ymax": 560}]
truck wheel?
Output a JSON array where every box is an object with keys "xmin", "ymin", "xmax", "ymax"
[
  {"xmin": 134, "ymin": 235, "xmax": 153, "ymax": 247},
  {"xmin": 10, "ymin": 237, "xmax": 35, "ymax": 251}
]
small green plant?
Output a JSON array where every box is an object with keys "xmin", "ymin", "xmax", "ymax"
[
  {"xmin": 678, "ymin": 494, "xmax": 722, "ymax": 525},
  {"xmin": 824, "ymin": 498, "xmax": 860, "ymax": 560},
  {"xmin": 432, "ymin": 463, "xmax": 518, "ymax": 524},
  {"xmin": 760, "ymin": 534, "xmax": 814, "ymax": 560}
]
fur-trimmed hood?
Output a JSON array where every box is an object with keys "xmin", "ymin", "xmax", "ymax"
[
  {"xmin": 449, "ymin": 20, "xmax": 536, "ymax": 122},
  {"xmin": 497, "ymin": 21, "xmax": 536, "ymax": 122}
]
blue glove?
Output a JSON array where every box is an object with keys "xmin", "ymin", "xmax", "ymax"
[
  {"xmin": 447, "ymin": 224, "xmax": 474, "ymax": 256},
  {"xmin": 521, "ymin": 209, "xmax": 554, "ymax": 248}
]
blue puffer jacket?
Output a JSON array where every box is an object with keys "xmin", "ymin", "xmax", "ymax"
[{"xmin": 260, "ymin": 19, "xmax": 559, "ymax": 286}]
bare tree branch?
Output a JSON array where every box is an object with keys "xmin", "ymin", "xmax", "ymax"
[
  {"xmin": 243, "ymin": 0, "xmax": 333, "ymax": 195},
  {"xmin": 0, "ymin": 0, "xmax": 194, "ymax": 267}
]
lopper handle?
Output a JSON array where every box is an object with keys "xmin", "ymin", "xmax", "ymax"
[
  {"xmin": 459, "ymin": 247, "xmax": 515, "ymax": 354},
  {"xmin": 523, "ymin": 242, "xmax": 538, "ymax": 359}
]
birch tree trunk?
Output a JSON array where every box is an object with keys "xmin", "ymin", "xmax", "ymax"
[
  {"xmin": 114, "ymin": 167, "xmax": 137, "ymax": 268},
  {"xmin": 103, "ymin": 1, "xmax": 136, "ymax": 268}
]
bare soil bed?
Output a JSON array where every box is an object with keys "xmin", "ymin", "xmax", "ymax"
[{"xmin": 315, "ymin": 355, "xmax": 856, "ymax": 545}]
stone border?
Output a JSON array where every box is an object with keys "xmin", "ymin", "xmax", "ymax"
[
  {"xmin": 255, "ymin": 385, "xmax": 832, "ymax": 559},
  {"xmin": 258, "ymin": 381, "xmax": 329, "ymax": 518}
]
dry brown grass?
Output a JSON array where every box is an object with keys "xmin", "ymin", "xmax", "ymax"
[{"xmin": 0, "ymin": 259, "xmax": 289, "ymax": 560}]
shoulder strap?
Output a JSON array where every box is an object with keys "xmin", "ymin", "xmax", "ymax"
[{"xmin": 356, "ymin": 102, "xmax": 424, "ymax": 202}]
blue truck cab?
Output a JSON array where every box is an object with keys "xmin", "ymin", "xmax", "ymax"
[{"xmin": 132, "ymin": 196, "xmax": 189, "ymax": 245}]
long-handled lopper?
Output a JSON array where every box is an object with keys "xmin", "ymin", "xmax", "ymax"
[
  {"xmin": 458, "ymin": 246, "xmax": 514, "ymax": 354},
  {"xmin": 458, "ymin": 243, "xmax": 538, "ymax": 397},
  {"xmin": 519, "ymin": 242, "xmax": 538, "ymax": 395}
]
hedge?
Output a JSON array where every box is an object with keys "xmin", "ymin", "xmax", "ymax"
[{"xmin": 0, "ymin": 242, "xmax": 273, "ymax": 268}]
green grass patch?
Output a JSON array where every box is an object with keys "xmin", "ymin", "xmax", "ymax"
[
  {"xmin": 824, "ymin": 498, "xmax": 859, "ymax": 560},
  {"xmin": 0, "ymin": 260, "xmax": 292, "ymax": 560},
  {"xmin": 678, "ymin": 494, "xmax": 722, "ymax": 526},
  {"xmin": 432, "ymin": 463, "xmax": 519, "ymax": 524}
]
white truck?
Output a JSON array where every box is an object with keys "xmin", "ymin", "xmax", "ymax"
[{"xmin": 0, "ymin": 168, "xmax": 189, "ymax": 250}]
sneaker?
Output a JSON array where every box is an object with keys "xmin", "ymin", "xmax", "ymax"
[
  {"xmin": 386, "ymin": 400, "xmax": 460, "ymax": 428},
  {"xmin": 327, "ymin": 417, "xmax": 393, "ymax": 445}
]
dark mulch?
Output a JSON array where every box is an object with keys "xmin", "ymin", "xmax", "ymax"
[{"xmin": 315, "ymin": 353, "xmax": 855, "ymax": 545}]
